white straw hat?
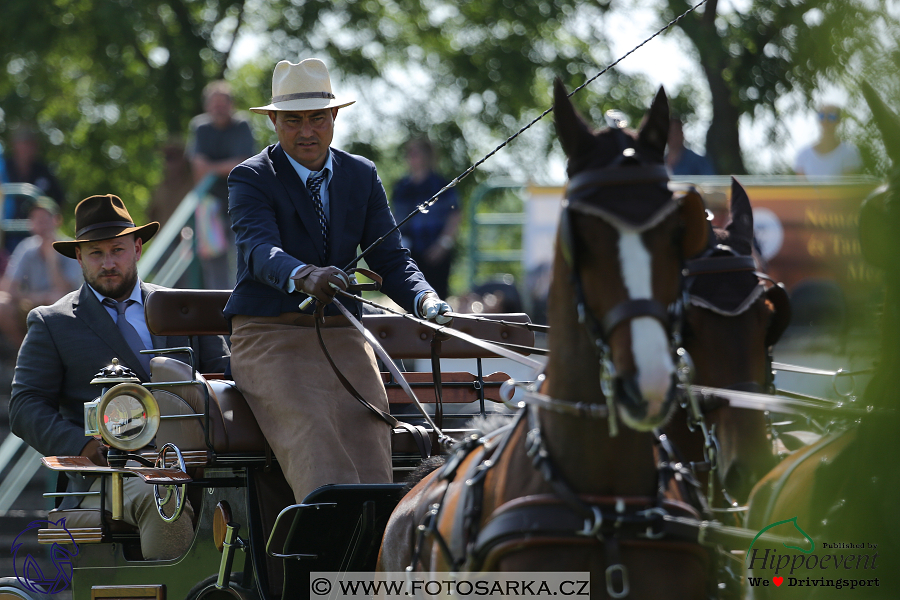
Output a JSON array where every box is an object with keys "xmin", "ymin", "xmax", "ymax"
[{"xmin": 250, "ymin": 58, "xmax": 355, "ymax": 114}]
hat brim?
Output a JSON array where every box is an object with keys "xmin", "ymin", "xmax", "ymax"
[
  {"xmin": 53, "ymin": 222, "xmax": 160, "ymax": 259},
  {"xmin": 250, "ymin": 98, "xmax": 355, "ymax": 114}
]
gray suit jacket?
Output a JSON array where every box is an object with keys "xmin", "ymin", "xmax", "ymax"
[{"xmin": 8, "ymin": 281, "xmax": 230, "ymax": 508}]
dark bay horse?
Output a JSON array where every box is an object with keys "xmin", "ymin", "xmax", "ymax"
[
  {"xmin": 743, "ymin": 82, "xmax": 900, "ymax": 598},
  {"xmin": 664, "ymin": 177, "xmax": 790, "ymax": 507},
  {"xmin": 379, "ymin": 80, "xmax": 712, "ymax": 598}
]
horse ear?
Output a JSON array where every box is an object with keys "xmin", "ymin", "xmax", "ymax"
[
  {"xmin": 725, "ymin": 176, "xmax": 754, "ymax": 255},
  {"xmin": 765, "ymin": 283, "xmax": 791, "ymax": 347},
  {"xmin": 680, "ymin": 190, "xmax": 709, "ymax": 258},
  {"xmin": 638, "ymin": 86, "xmax": 670, "ymax": 163},
  {"xmin": 861, "ymin": 80, "xmax": 900, "ymax": 166},
  {"xmin": 553, "ymin": 78, "xmax": 594, "ymax": 159}
]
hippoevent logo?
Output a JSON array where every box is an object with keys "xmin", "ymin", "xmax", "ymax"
[
  {"xmin": 11, "ymin": 517, "xmax": 80, "ymax": 594},
  {"xmin": 746, "ymin": 517, "xmax": 879, "ymax": 591}
]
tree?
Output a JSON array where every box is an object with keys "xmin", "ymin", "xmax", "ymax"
[
  {"xmin": 0, "ymin": 0, "xmax": 249, "ymax": 217},
  {"xmin": 653, "ymin": 0, "xmax": 896, "ymax": 174}
]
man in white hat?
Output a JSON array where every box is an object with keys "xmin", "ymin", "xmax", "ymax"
[{"xmin": 224, "ymin": 58, "xmax": 451, "ymax": 503}]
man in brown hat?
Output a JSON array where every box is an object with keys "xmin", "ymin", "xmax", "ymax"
[
  {"xmin": 8, "ymin": 194, "xmax": 230, "ymax": 560},
  {"xmin": 225, "ymin": 58, "xmax": 452, "ymax": 503}
]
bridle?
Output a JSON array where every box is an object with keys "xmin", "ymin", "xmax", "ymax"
[
  {"xmin": 556, "ymin": 127, "xmax": 690, "ymax": 434},
  {"xmin": 405, "ymin": 131, "xmax": 718, "ymax": 597}
]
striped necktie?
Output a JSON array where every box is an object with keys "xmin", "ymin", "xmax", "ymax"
[
  {"xmin": 306, "ymin": 171, "xmax": 329, "ymax": 256},
  {"xmin": 102, "ymin": 298, "xmax": 152, "ymax": 375}
]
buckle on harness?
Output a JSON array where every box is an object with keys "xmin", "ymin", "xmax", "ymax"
[
  {"xmin": 636, "ymin": 506, "xmax": 668, "ymax": 540},
  {"xmin": 606, "ymin": 563, "xmax": 630, "ymax": 599},
  {"xmin": 576, "ymin": 505, "xmax": 604, "ymax": 538}
]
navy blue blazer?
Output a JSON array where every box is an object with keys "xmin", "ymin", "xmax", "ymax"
[{"xmin": 225, "ymin": 144, "xmax": 433, "ymax": 318}]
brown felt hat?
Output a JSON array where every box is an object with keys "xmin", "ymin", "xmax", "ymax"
[{"xmin": 53, "ymin": 194, "xmax": 160, "ymax": 259}]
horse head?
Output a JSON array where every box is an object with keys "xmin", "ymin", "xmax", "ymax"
[
  {"xmin": 678, "ymin": 177, "xmax": 789, "ymax": 501},
  {"xmin": 549, "ymin": 79, "xmax": 708, "ymax": 431}
]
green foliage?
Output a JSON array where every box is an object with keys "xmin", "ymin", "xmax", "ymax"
[
  {"xmin": 650, "ymin": 0, "xmax": 899, "ymax": 174},
  {"xmin": 3, "ymin": 0, "xmax": 899, "ymax": 261},
  {"xmin": 0, "ymin": 0, "xmax": 248, "ymax": 226}
]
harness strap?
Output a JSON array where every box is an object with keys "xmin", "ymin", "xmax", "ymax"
[
  {"xmin": 314, "ymin": 302, "xmax": 433, "ymax": 459},
  {"xmin": 602, "ymin": 298, "xmax": 670, "ymax": 335},
  {"xmin": 654, "ymin": 430, "xmax": 709, "ymax": 518},
  {"xmin": 430, "ymin": 335, "xmax": 446, "ymax": 430},
  {"xmin": 684, "ymin": 255, "xmax": 756, "ymax": 276},
  {"xmin": 469, "ymin": 494, "xmax": 693, "ymax": 572}
]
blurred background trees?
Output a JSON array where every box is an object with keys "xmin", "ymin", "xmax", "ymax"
[{"xmin": 1, "ymin": 0, "xmax": 898, "ymax": 221}]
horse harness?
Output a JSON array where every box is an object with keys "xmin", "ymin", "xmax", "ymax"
[
  {"xmin": 406, "ymin": 398, "xmax": 713, "ymax": 598},
  {"xmin": 407, "ymin": 136, "xmax": 714, "ymax": 597}
]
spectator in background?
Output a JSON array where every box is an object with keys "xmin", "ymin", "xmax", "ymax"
[
  {"xmin": 0, "ymin": 197, "xmax": 82, "ymax": 348},
  {"xmin": 186, "ymin": 80, "xmax": 256, "ymax": 289},
  {"xmin": 391, "ymin": 137, "xmax": 461, "ymax": 299},
  {"xmin": 3, "ymin": 124, "xmax": 67, "ymax": 254},
  {"xmin": 794, "ymin": 105, "xmax": 862, "ymax": 177},
  {"xmin": 148, "ymin": 137, "xmax": 194, "ymax": 228},
  {"xmin": 0, "ymin": 140, "xmax": 8, "ymax": 184},
  {"xmin": 666, "ymin": 118, "xmax": 716, "ymax": 176}
]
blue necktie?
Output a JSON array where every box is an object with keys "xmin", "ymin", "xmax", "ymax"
[
  {"xmin": 103, "ymin": 298, "xmax": 152, "ymax": 375},
  {"xmin": 306, "ymin": 171, "xmax": 329, "ymax": 256}
]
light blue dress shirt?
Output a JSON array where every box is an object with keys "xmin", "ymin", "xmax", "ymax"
[{"xmin": 89, "ymin": 279, "xmax": 153, "ymax": 350}]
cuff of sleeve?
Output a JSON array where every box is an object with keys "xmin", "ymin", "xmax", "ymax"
[
  {"xmin": 414, "ymin": 290, "xmax": 437, "ymax": 318},
  {"xmin": 286, "ymin": 263, "xmax": 309, "ymax": 293}
]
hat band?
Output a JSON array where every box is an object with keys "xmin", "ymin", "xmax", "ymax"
[
  {"xmin": 271, "ymin": 91, "xmax": 336, "ymax": 103},
  {"xmin": 76, "ymin": 220, "xmax": 135, "ymax": 238}
]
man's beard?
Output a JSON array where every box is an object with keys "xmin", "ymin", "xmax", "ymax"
[{"xmin": 85, "ymin": 262, "xmax": 139, "ymax": 300}]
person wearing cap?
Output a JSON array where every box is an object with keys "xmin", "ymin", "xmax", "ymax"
[
  {"xmin": 8, "ymin": 194, "xmax": 230, "ymax": 560},
  {"xmin": 225, "ymin": 58, "xmax": 452, "ymax": 503},
  {"xmin": 0, "ymin": 197, "xmax": 82, "ymax": 349}
]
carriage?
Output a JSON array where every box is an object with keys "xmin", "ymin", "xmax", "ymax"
[
  {"xmin": 1, "ymin": 287, "xmax": 538, "ymax": 600},
  {"xmin": 2, "ymin": 72, "xmax": 896, "ymax": 600}
]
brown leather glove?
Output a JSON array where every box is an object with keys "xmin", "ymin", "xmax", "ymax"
[
  {"xmin": 81, "ymin": 438, "xmax": 108, "ymax": 467},
  {"xmin": 291, "ymin": 265, "xmax": 350, "ymax": 303}
]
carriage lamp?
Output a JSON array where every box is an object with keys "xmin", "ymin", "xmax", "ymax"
[
  {"xmin": 96, "ymin": 383, "xmax": 160, "ymax": 453},
  {"xmin": 83, "ymin": 358, "xmax": 160, "ymax": 453}
]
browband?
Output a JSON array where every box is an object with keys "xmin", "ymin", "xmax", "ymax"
[{"xmin": 566, "ymin": 165, "xmax": 670, "ymax": 201}]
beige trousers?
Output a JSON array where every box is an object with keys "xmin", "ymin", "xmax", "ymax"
[
  {"xmin": 73, "ymin": 476, "xmax": 195, "ymax": 561},
  {"xmin": 230, "ymin": 313, "xmax": 393, "ymax": 503}
]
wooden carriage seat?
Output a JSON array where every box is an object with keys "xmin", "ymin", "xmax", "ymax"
[{"xmin": 143, "ymin": 289, "xmax": 536, "ymax": 458}]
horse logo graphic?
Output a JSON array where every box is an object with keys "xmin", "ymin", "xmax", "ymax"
[
  {"xmin": 11, "ymin": 517, "xmax": 80, "ymax": 594},
  {"xmin": 746, "ymin": 515, "xmax": 815, "ymax": 559}
]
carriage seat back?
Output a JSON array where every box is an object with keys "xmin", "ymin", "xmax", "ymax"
[
  {"xmin": 143, "ymin": 288, "xmax": 536, "ymax": 355},
  {"xmin": 143, "ymin": 289, "xmax": 537, "ymax": 461},
  {"xmin": 151, "ymin": 356, "xmax": 266, "ymax": 454}
]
